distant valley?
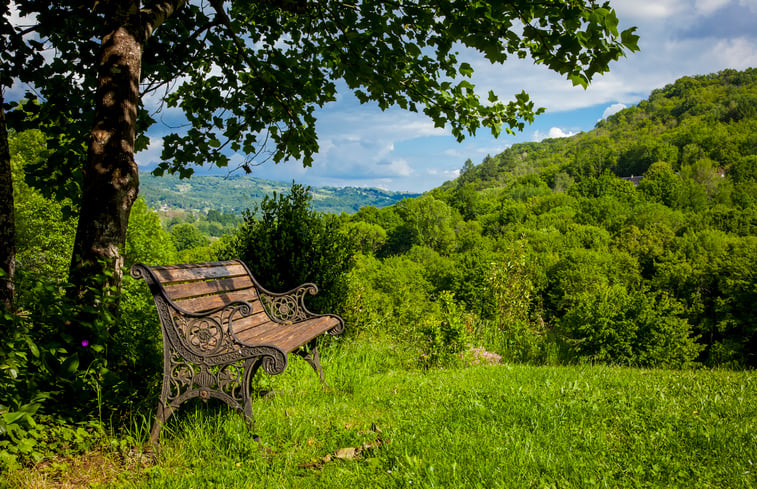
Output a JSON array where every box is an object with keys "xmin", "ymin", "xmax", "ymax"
[{"xmin": 138, "ymin": 173, "xmax": 421, "ymax": 215}]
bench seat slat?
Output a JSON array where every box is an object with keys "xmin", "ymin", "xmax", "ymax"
[
  {"xmin": 235, "ymin": 316, "xmax": 339, "ymax": 353},
  {"xmin": 163, "ymin": 275, "xmax": 256, "ymax": 301},
  {"xmin": 232, "ymin": 312, "xmax": 278, "ymax": 335},
  {"xmin": 276, "ymin": 317, "xmax": 340, "ymax": 353},
  {"xmin": 151, "ymin": 262, "xmax": 248, "ymax": 283}
]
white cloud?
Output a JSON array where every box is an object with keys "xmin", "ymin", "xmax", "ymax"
[
  {"xmin": 695, "ymin": 0, "xmax": 732, "ymax": 15},
  {"xmin": 376, "ymin": 159, "xmax": 414, "ymax": 178},
  {"xmin": 532, "ymin": 127, "xmax": 577, "ymax": 141},
  {"xmin": 739, "ymin": 0, "xmax": 757, "ymax": 13},
  {"xmin": 136, "ymin": 137, "xmax": 164, "ymax": 169},
  {"xmin": 708, "ymin": 37, "xmax": 757, "ymax": 66},
  {"xmin": 613, "ymin": 0, "xmax": 684, "ymax": 20},
  {"xmin": 601, "ymin": 103, "xmax": 628, "ymax": 120},
  {"xmin": 428, "ymin": 168, "xmax": 460, "ymax": 178}
]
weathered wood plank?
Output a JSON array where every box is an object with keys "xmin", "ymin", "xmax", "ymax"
[
  {"xmin": 151, "ymin": 262, "xmax": 247, "ymax": 283},
  {"xmin": 237, "ymin": 316, "xmax": 339, "ymax": 352},
  {"xmin": 233, "ymin": 319, "xmax": 280, "ymax": 343},
  {"xmin": 230, "ymin": 311, "xmax": 274, "ymax": 335},
  {"xmin": 163, "ymin": 275, "xmax": 256, "ymax": 300},
  {"xmin": 275, "ymin": 317, "xmax": 340, "ymax": 353}
]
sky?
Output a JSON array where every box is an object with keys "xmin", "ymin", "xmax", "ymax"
[{"xmin": 10, "ymin": 1, "xmax": 757, "ymax": 193}]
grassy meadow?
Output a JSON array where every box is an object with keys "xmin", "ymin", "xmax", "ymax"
[{"xmin": 9, "ymin": 338, "xmax": 755, "ymax": 489}]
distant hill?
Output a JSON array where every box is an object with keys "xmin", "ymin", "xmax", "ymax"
[{"xmin": 138, "ymin": 173, "xmax": 420, "ymax": 215}]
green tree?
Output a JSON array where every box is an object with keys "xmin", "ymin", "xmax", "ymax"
[
  {"xmin": 558, "ymin": 285, "xmax": 701, "ymax": 367},
  {"xmin": 709, "ymin": 236, "xmax": 757, "ymax": 367},
  {"xmin": 1, "ymin": 2, "xmax": 46, "ymax": 309},
  {"xmin": 638, "ymin": 161, "xmax": 682, "ymax": 207},
  {"xmin": 236, "ymin": 183, "xmax": 355, "ymax": 313},
  {"xmin": 458, "ymin": 158, "xmax": 476, "ymax": 186},
  {"xmin": 2, "ymin": 0, "xmax": 639, "ymax": 302},
  {"xmin": 11, "ymin": 131, "xmax": 76, "ymax": 282},
  {"xmin": 396, "ymin": 195, "xmax": 458, "ymax": 254},
  {"xmin": 169, "ymin": 223, "xmax": 208, "ymax": 252},
  {"xmin": 616, "ymin": 141, "xmax": 678, "ymax": 176},
  {"xmin": 0, "ymin": 99, "xmax": 12, "ymax": 309},
  {"xmin": 124, "ymin": 198, "xmax": 176, "ymax": 267},
  {"xmin": 729, "ymin": 155, "xmax": 757, "ymax": 183},
  {"xmin": 486, "ymin": 241, "xmax": 545, "ymax": 361},
  {"xmin": 343, "ymin": 220, "xmax": 387, "ymax": 255}
]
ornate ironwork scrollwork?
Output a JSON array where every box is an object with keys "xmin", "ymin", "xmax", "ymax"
[
  {"xmin": 163, "ymin": 353, "xmax": 249, "ymax": 409},
  {"xmin": 187, "ymin": 317, "xmax": 223, "ymax": 354},
  {"xmin": 157, "ymin": 300, "xmax": 252, "ymax": 364},
  {"xmin": 259, "ymin": 347, "xmax": 288, "ymax": 375},
  {"xmin": 260, "ymin": 284, "xmax": 318, "ymax": 323}
]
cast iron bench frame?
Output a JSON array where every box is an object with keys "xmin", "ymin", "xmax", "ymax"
[{"xmin": 130, "ymin": 260, "xmax": 344, "ymax": 444}]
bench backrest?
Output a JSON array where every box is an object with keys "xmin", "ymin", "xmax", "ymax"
[
  {"xmin": 146, "ymin": 260, "xmax": 259, "ymax": 313},
  {"xmin": 143, "ymin": 260, "xmax": 280, "ymax": 335}
]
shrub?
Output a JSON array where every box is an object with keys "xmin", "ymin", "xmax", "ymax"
[
  {"xmin": 235, "ymin": 183, "xmax": 356, "ymax": 314},
  {"xmin": 420, "ymin": 291, "xmax": 470, "ymax": 367},
  {"xmin": 557, "ymin": 285, "xmax": 702, "ymax": 367}
]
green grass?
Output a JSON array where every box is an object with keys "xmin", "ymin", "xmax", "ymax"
[{"xmin": 12, "ymin": 339, "xmax": 757, "ymax": 488}]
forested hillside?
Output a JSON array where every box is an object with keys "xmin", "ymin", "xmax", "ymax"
[
  {"xmin": 341, "ymin": 68, "xmax": 757, "ymax": 368},
  {"xmin": 139, "ymin": 173, "xmax": 420, "ymax": 215},
  {"xmin": 446, "ymin": 68, "xmax": 756, "ymax": 191}
]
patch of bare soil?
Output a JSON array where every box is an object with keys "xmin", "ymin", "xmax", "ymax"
[{"xmin": 10, "ymin": 448, "xmax": 154, "ymax": 489}]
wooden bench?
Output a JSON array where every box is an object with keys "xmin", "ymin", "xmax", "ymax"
[{"xmin": 130, "ymin": 260, "xmax": 344, "ymax": 444}]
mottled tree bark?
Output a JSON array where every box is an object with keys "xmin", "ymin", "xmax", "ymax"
[
  {"xmin": 68, "ymin": 0, "xmax": 189, "ymax": 303},
  {"xmin": 68, "ymin": 3, "xmax": 142, "ymax": 301},
  {"xmin": 0, "ymin": 94, "xmax": 15, "ymax": 311}
]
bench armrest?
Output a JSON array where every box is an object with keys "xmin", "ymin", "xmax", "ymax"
[
  {"xmin": 151, "ymin": 295, "xmax": 287, "ymax": 370},
  {"xmin": 259, "ymin": 283, "xmax": 320, "ymax": 323}
]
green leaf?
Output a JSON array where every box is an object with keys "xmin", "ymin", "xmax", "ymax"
[
  {"xmin": 621, "ymin": 28, "xmax": 640, "ymax": 51},
  {"xmin": 25, "ymin": 338, "xmax": 40, "ymax": 358},
  {"xmin": 16, "ymin": 437, "xmax": 36, "ymax": 454},
  {"xmin": 60, "ymin": 353, "xmax": 80, "ymax": 376},
  {"xmin": 2, "ymin": 411, "xmax": 27, "ymax": 425},
  {"xmin": 605, "ymin": 10, "xmax": 620, "ymax": 37}
]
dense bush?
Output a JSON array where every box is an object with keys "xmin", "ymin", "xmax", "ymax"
[{"xmin": 235, "ymin": 183, "xmax": 356, "ymax": 314}]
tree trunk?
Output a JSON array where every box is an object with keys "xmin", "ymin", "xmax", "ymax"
[
  {"xmin": 68, "ymin": 5, "xmax": 142, "ymax": 304},
  {"xmin": 0, "ymin": 94, "xmax": 15, "ymax": 311}
]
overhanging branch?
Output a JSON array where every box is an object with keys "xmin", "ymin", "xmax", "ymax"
[{"xmin": 140, "ymin": 0, "xmax": 190, "ymax": 42}]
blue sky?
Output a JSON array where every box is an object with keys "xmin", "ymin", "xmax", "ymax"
[{"xmin": 9, "ymin": 1, "xmax": 757, "ymax": 193}]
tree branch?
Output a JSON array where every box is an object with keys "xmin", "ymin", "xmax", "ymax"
[{"xmin": 140, "ymin": 0, "xmax": 189, "ymax": 42}]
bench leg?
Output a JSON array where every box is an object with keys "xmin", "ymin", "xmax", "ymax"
[
  {"xmin": 295, "ymin": 342, "xmax": 325, "ymax": 385},
  {"xmin": 243, "ymin": 358, "xmax": 263, "ymax": 430},
  {"xmin": 150, "ymin": 401, "xmax": 174, "ymax": 446}
]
